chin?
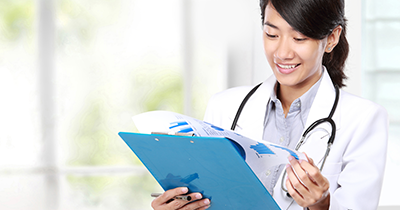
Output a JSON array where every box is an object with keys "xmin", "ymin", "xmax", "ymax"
[{"xmin": 274, "ymin": 72, "xmax": 301, "ymax": 87}]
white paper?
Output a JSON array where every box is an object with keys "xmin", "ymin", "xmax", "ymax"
[{"xmin": 132, "ymin": 110, "xmax": 306, "ymax": 185}]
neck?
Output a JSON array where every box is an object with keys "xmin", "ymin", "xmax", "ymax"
[{"xmin": 277, "ymin": 72, "xmax": 322, "ymax": 117}]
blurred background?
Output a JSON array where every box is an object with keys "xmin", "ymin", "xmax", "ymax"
[{"xmin": 0, "ymin": 0, "xmax": 398, "ymax": 209}]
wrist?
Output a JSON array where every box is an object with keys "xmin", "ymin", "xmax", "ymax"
[{"xmin": 308, "ymin": 192, "xmax": 330, "ymax": 210}]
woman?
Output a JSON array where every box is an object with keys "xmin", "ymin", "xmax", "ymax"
[{"xmin": 151, "ymin": 0, "xmax": 388, "ymax": 209}]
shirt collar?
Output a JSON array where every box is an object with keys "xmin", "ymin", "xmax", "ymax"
[
  {"xmin": 298, "ymin": 71, "xmax": 323, "ymax": 123},
  {"xmin": 264, "ymin": 66, "xmax": 325, "ymax": 125}
]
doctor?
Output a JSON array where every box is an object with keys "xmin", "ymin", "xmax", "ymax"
[{"xmin": 151, "ymin": 0, "xmax": 388, "ymax": 209}]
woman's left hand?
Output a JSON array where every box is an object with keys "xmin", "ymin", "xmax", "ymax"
[{"xmin": 285, "ymin": 153, "xmax": 330, "ymax": 210}]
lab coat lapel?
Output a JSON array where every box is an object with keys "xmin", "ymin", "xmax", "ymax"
[
  {"xmin": 235, "ymin": 76, "xmax": 276, "ymax": 140},
  {"xmin": 306, "ymin": 71, "xmax": 341, "ymax": 130},
  {"xmin": 298, "ymin": 71, "xmax": 342, "ymax": 165}
]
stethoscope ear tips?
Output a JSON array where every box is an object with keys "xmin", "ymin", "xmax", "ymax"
[{"xmin": 286, "ymin": 193, "xmax": 292, "ymax": 198}]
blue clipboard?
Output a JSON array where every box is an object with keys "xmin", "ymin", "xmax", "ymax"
[{"xmin": 119, "ymin": 132, "xmax": 281, "ymax": 210}]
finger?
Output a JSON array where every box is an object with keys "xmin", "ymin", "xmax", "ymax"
[
  {"xmin": 152, "ymin": 187, "xmax": 189, "ymax": 206},
  {"xmin": 179, "ymin": 198, "xmax": 211, "ymax": 210},
  {"xmin": 303, "ymin": 153, "xmax": 315, "ymax": 166},
  {"xmin": 195, "ymin": 204, "xmax": 211, "ymax": 210},
  {"xmin": 286, "ymin": 165, "xmax": 326, "ymax": 208},
  {"xmin": 285, "ymin": 164, "xmax": 310, "ymax": 197},
  {"xmin": 166, "ymin": 192, "xmax": 204, "ymax": 210},
  {"xmin": 185, "ymin": 192, "xmax": 203, "ymax": 202},
  {"xmin": 164, "ymin": 193, "xmax": 201, "ymax": 210},
  {"xmin": 301, "ymin": 153, "xmax": 318, "ymax": 184},
  {"xmin": 297, "ymin": 160, "xmax": 330, "ymax": 205},
  {"xmin": 299, "ymin": 159, "xmax": 318, "ymax": 184},
  {"xmin": 285, "ymin": 170, "xmax": 306, "ymax": 206},
  {"xmin": 300, "ymin": 153, "xmax": 327, "ymax": 187},
  {"xmin": 288, "ymin": 155, "xmax": 330, "ymax": 207},
  {"xmin": 299, "ymin": 159, "xmax": 328, "ymax": 188},
  {"xmin": 166, "ymin": 199, "xmax": 190, "ymax": 210},
  {"xmin": 288, "ymin": 156, "xmax": 314, "ymax": 189}
]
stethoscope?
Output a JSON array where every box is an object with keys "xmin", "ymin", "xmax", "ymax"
[{"xmin": 230, "ymin": 82, "xmax": 340, "ymax": 197}]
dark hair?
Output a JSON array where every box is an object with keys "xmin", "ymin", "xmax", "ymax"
[{"xmin": 260, "ymin": 0, "xmax": 349, "ymax": 87}]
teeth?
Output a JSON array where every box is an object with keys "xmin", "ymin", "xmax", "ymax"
[{"xmin": 277, "ymin": 64, "xmax": 297, "ymax": 69}]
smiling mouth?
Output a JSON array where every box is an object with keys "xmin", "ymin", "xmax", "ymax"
[{"xmin": 277, "ymin": 63, "xmax": 301, "ymax": 69}]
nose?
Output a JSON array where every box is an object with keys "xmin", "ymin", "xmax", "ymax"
[{"xmin": 274, "ymin": 38, "xmax": 295, "ymax": 61}]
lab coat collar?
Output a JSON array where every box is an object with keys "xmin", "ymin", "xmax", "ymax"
[{"xmin": 306, "ymin": 69, "xmax": 342, "ymax": 131}]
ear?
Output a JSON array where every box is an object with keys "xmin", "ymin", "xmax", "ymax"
[{"xmin": 325, "ymin": 25, "xmax": 342, "ymax": 53}]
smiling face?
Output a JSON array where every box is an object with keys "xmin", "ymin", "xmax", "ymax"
[{"xmin": 263, "ymin": 3, "xmax": 328, "ymax": 90}]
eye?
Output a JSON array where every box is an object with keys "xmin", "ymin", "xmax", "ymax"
[
  {"xmin": 265, "ymin": 32, "xmax": 278, "ymax": 38},
  {"xmin": 294, "ymin": 37, "xmax": 307, "ymax": 42}
]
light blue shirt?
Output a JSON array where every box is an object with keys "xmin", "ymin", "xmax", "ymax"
[{"xmin": 262, "ymin": 70, "xmax": 323, "ymax": 194}]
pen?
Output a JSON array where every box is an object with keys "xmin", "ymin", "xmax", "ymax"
[{"xmin": 151, "ymin": 193, "xmax": 192, "ymax": 201}]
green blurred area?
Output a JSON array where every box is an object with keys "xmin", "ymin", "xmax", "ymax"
[
  {"xmin": 0, "ymin": 0, "xmax": 183, "ymax": 209},
  {"xmin": 68, "ymin": 67, "xmax": 184, "ymax": 167},
  {"xmin": 66, "ymin": 174, "xmax": 162, "ymax": 209},
  {"xmin": 0, "ymin": 0, "xmax": 34, "ymax": 41}
]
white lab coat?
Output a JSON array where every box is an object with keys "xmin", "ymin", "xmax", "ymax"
[{"xmin": 203, "ymin": 72, "xmax": 388, "ymax": 210}]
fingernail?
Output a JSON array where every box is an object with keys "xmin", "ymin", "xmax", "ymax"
[
  {"xmin": 195, "ymin": 193, "xmax": 202, "ymax": 199},
  {"xmin": 181, "ymin": 187, "xmax": 188, "ymax": 193},
  {"xmin": 205, "ymin": 205, "xmax": 211, "ymax": 209},
  {"xmin": 299, "ymin": 159, "xmax": 304, "ymax": 164},
  {"xmin": 286, "ymin": 164, "xmax": 290, "ymax": 169},
  {"xmin": 204, "ymin": 199, "xmax": 210, "ymax": 205},
  {"xmin": 288, "ymin": 156, "xmax": 294, "ymax": 161}
]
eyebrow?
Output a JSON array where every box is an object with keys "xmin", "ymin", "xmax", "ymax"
[
  {"xmin": 264, "ymin": 21, "xmax": 279, "ymax": 29},
  {"xmin": 264, "ymin": 21, "xmax": 299, "ymax": 33}
]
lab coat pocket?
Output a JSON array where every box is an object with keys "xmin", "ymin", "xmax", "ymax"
[{"xmin": 321, "ymin": 162, "xmax": 342, "ymax": 190}]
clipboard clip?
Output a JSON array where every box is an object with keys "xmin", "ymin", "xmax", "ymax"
[{"xmin": 151, "ymin": 131, "xmax": 195, "ymax": 137}]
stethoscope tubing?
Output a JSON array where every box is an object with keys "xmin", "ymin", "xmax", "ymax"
[
  {"xmin": 230, "ymin": 82, "xmax": 263, "ymax": 131},
  {"xmin": 230, "ymin": 82, "xmax": 340, "ymax": 197}
]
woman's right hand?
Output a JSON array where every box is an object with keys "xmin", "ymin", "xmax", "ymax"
[{"xmin": 151, "ymin": 187, "xmax": 211, "ymax": 210}]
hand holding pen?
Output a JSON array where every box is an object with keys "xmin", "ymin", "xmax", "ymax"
[{"xmin": 151, "ymin": 187, "xmax": 211, "ymax": 210}]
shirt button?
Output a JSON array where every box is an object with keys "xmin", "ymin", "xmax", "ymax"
[
  {"xmin": 266, "ymin": 170, "xmax": 271, "ymax": 176},
  {"xmin": 297, "ymin": 102, "xmax": 301, "ymax": 107},
  {"xmin": 280, "ymin": 137, "xmax": 284, "ymax": 142}
]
